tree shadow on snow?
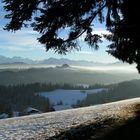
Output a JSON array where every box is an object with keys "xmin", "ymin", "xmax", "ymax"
[{"xmin": 48, "ymin": 104, "xmax": 140, "ymax": 140}]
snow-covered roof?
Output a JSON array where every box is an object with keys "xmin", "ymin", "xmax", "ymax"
[
  {"xmin": 24, "ymin": 107, "xmax": 40, "ymax": 113},
  {"xmin": 0, "ymin": 113, "xmax": 8, "ymax": 119}
]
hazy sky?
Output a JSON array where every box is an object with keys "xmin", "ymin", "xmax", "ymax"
[{"xmin": 0, "ymin": 2, "xmax": 118, "ymax": 63}]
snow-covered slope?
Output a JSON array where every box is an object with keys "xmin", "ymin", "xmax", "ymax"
[{"xmin": 0, "ymin": 97, "xmax": 140, "ymax": 139}]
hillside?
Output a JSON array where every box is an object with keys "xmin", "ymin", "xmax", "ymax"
[
  {"xmin": 1, "ymin": 98, "xmax": 140, "ymax": 139},
  {"xmin": 74, "ymin": 79, "xmax": 140, "ymax": 107},
  {"xmin": 0, "ymin": 67, "xmax": 139, "ymax": 85}
]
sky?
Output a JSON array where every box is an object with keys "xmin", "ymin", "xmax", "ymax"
[{"xmin": 0, "ymin": 1, "xmax": 118, "ymax": 63}]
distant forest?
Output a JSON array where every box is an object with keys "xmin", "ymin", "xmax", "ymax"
[
  {"xmin": 0, "ymin": 83, "xmax": 102, "ymax": 116},
  {"xmin": 73, "ymin": 79, "xmax": 140, "ymax": 108},
  {"xmin": 1, "ymin": 79, "xmax": 140, "ymax": 118}
]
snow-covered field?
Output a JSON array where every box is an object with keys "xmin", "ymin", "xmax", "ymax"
[
  {"xmin": 0, "ymin": 97, "xmax": 140, "ymax": 140},
  {"xmin": 38, "ymin": 88, "xmax": 107, "ymax": 111}
]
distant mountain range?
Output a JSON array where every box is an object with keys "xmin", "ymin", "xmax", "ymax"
[
  {"xmin": 0, "ymin": 55, "xmax": 35, "ymax": 64},
  {"xmin": 39, "ymin": 57, "xmax": 106, "ymax": 66},
  {"xmin": 0, "ymin": 55, "xmax": 130, "ymax": 66}
]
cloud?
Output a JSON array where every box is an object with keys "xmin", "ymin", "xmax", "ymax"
[
  {"xmin": 0, "ymin": 43, "xmax": 45, "ymax": 51},
  {"xmin": 77, "ymin": 51, "xmax": 93, "ymax": 55},
  {"xmin": 0, "ymin": 45, "xmax": 29, "ymax": 51},
  {"xmin": 0, "ymin": 28, "xmax": 45, "ymax": 51}
]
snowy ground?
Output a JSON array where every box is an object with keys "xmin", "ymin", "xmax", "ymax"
[
  {"xmin": 38, "ymin": 88, "xmax": 107, "ymax": 111},
  {"xmin": 0, "ymin": 97, "xmax": 140, "ymax": 139}
]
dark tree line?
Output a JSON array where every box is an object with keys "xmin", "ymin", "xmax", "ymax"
[
  {"xmin": 2, "ymin": 0, "xmax": 140, "ymax": 72},
  {"xmin": 0, "ymin": 82, "xmax": 99, "ymax": 116},
  {"xmin": 73, "ymin": 79, "xmax": 140, "ymax": 108},
  {"xmin": 0, "ymin": 83, "xmax": 53, "ymax": 115}
]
